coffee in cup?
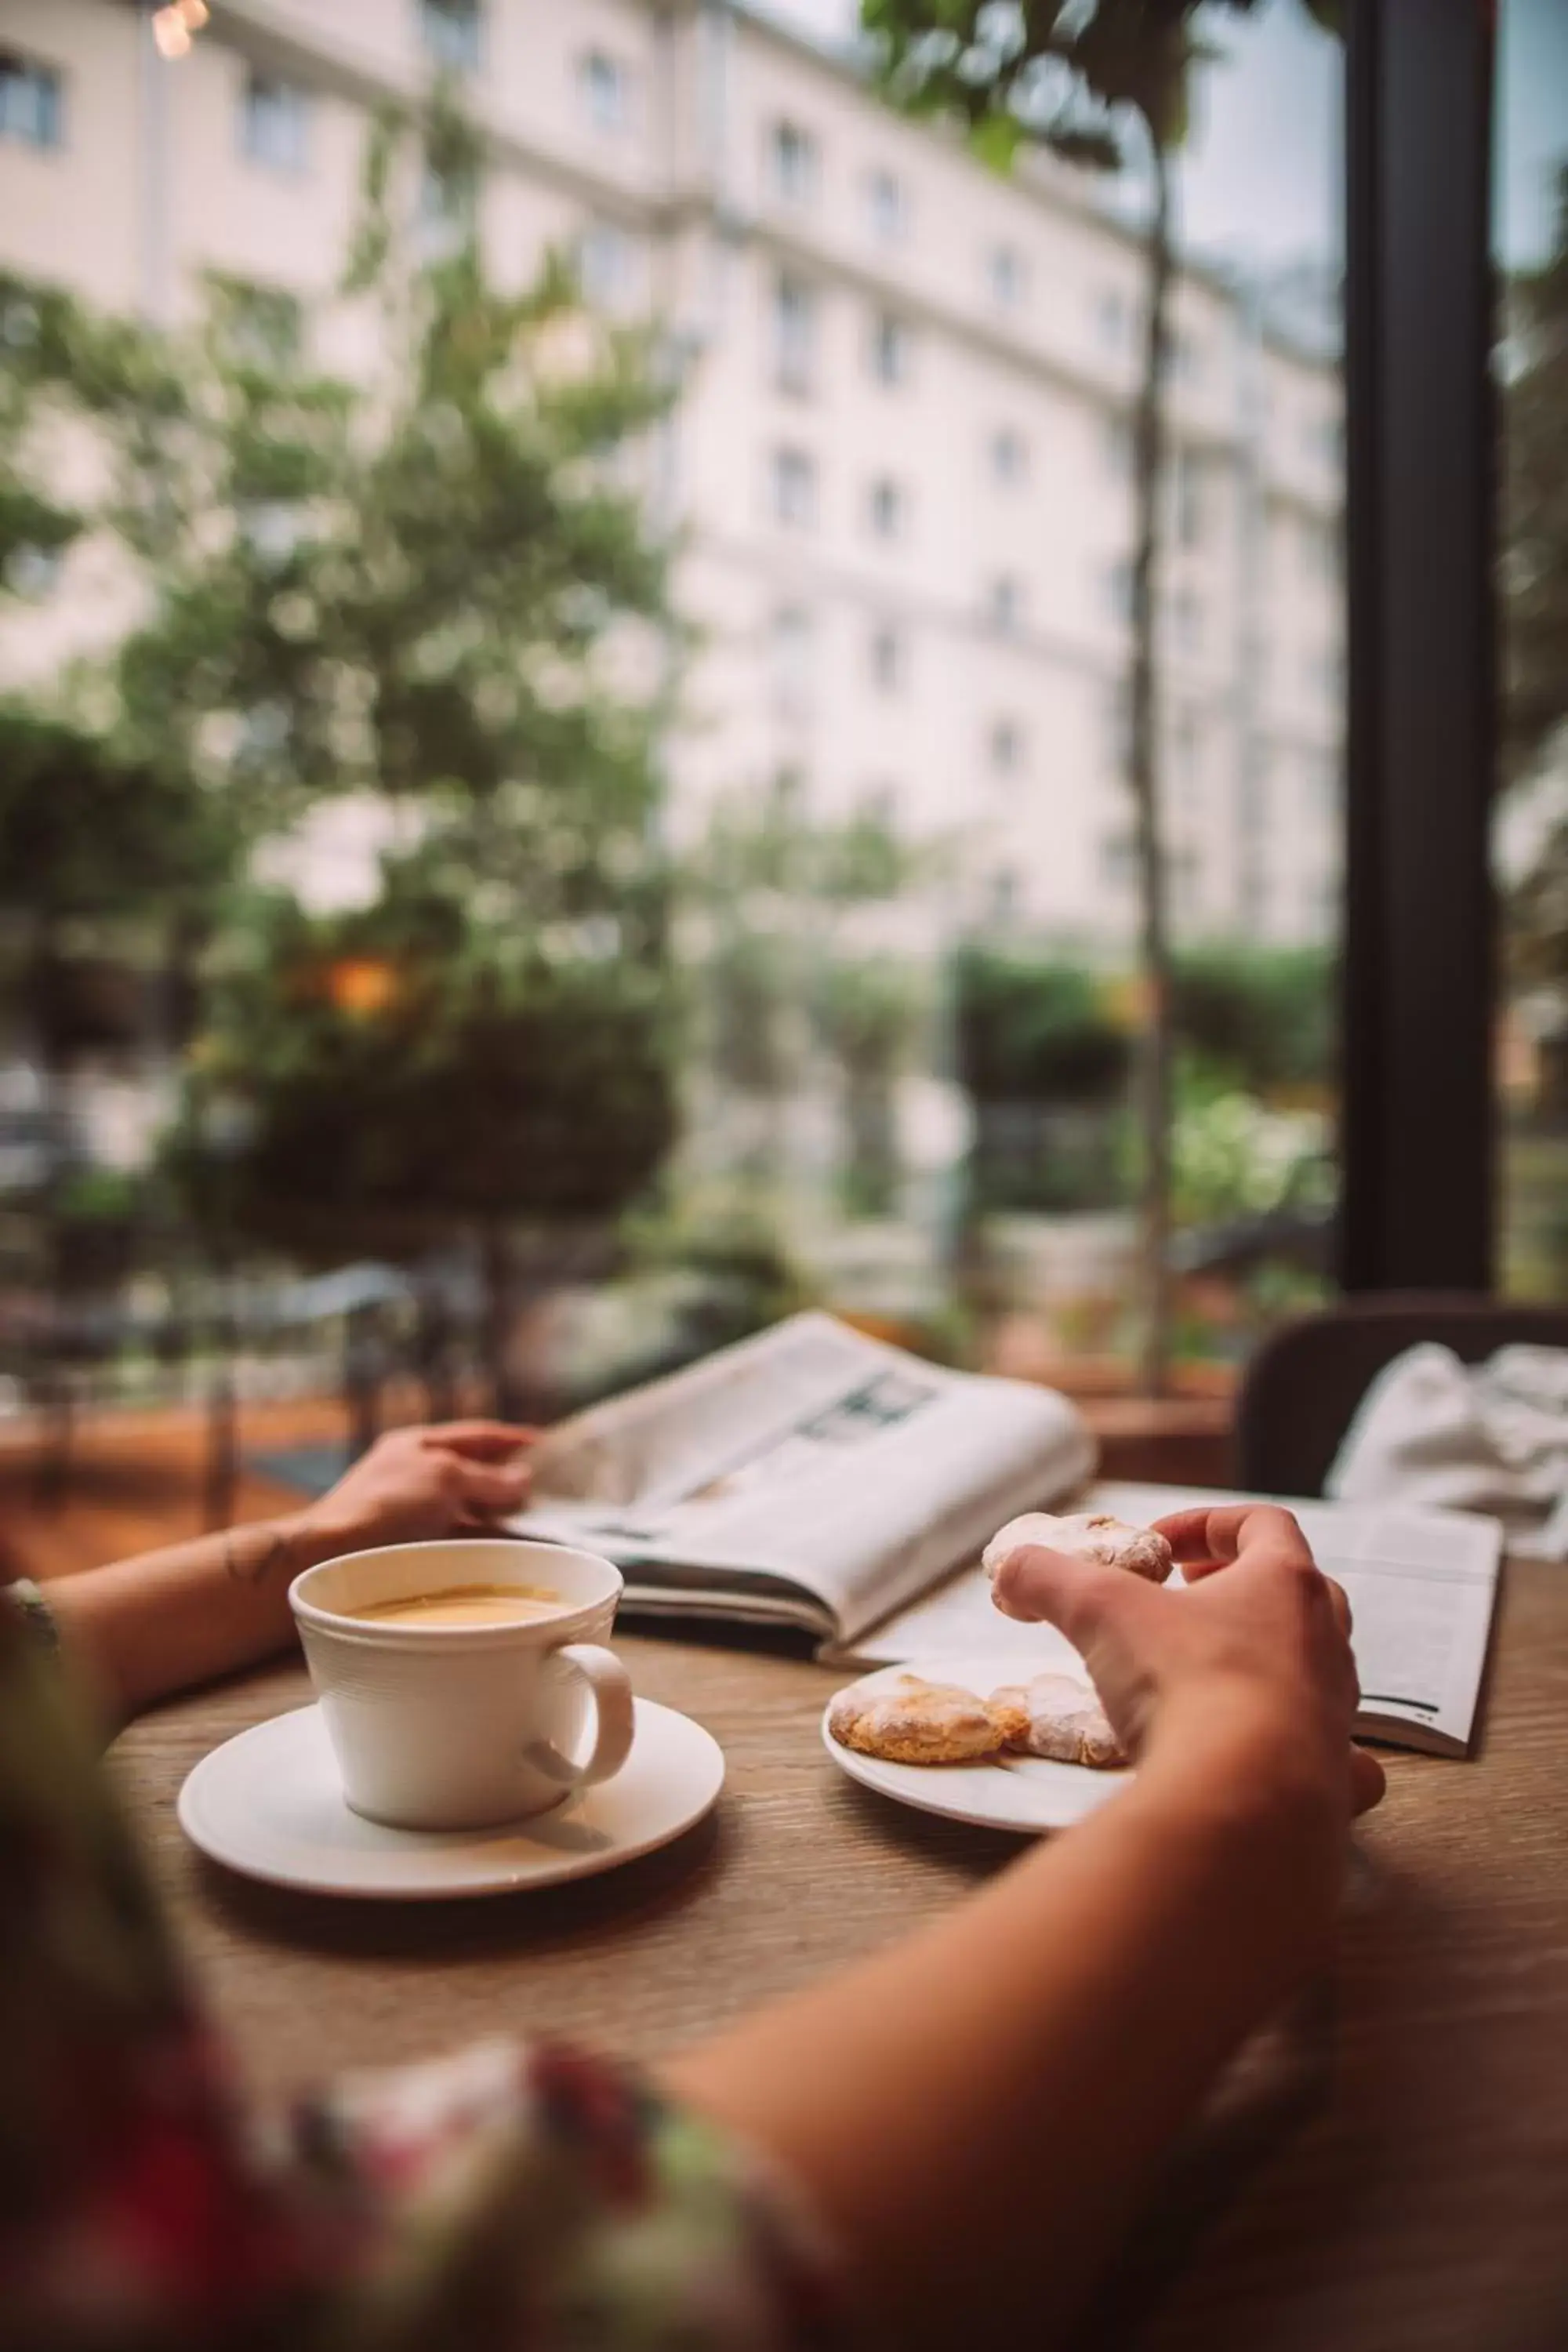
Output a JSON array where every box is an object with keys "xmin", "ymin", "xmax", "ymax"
[
  {"xmin": 289, "ymin": 1540, "xmax": 634, "ymax": 1831},
  {"xmin": 347, "ymin": 1583, "xmax": 562, "ymax": 1630}
]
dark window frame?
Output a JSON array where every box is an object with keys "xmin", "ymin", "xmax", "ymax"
[{"xmin": 1340, "ymin": 0, "xmax": 1497, "ymax": 1290}]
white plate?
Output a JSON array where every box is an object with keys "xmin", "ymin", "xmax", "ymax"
[
  {"xmin": 822, "ymin": 1655, "xmax": 1132, "ymax": 1835},
  {"xmin": 179, "ymin": 1698, "xmax": 724, "ymax": 1900}
]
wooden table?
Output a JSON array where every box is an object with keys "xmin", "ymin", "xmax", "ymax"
[{"xmin": 112, "ymin": 1563, "xmax": 1568, "ymax": 2352}]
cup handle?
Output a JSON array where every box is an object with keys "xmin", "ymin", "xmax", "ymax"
[{"xmin": 529, "ymin": 1643, "xmax": 635, "ymax": 1791}]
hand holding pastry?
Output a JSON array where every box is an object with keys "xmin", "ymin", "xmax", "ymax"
[
  {"xmin": 987, "ymin": 1501, "xmax": 1386, "ymax": 1824},
  {"xmin": 983, "ymin": 1510, "xmax": 1172, "ymax": 1584}
]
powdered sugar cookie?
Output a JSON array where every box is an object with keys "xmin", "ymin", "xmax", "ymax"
[
  {"xmin": 982, "ymin": 1510, "xmax": 1173, "ymax": 1584},
  {"xmin": 826, "ymin": 1672, "xmax": 1008, "ymax": 1766},
  {"xmin": 989, "ymin": 1672, "xmax": 1127, "ymax": 1769}
]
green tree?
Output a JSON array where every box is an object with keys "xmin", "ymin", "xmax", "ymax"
[
  {"xmin": 1504, "ymin": 165, "xmax": 1568, "ymax": 791},
  {"xmin": 861, "ymin": 0, "xmax": 1335, "ymax": 1389},
  {"xmin": 114, "ymin": 89, "xmax": 682, "ymax": 1320},
  {"xmin": 685, "ymin": 776, "xmax": 934, "ymax": 1216},
  {"xmin": 0, "ymin": 276, "xmax": 240, "ymax": 1271}
]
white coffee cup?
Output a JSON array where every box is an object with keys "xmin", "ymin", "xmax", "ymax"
[{"xmin": 289, "ymin": 1538, "xmax": 635, "ymax": 1831}]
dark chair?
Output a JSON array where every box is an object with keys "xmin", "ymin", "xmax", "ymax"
[{"xmin": 1235, "ymin": 1293, "xmax": 1568, "ymax": 1499}]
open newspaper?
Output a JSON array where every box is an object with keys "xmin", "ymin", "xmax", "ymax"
[
  {"xmin": 513, "ymin": 1312, "xmax": 1094, "ymax": 1646},
  {"xmin": 844, "ymin": 1479, "xmax": 1503, "ymax": 1759},
  {"xmin": 513, "ymin": 1316, "xmax": 1501, "ymax": 1758}
]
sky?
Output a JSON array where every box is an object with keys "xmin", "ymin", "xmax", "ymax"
[{"xmin": 757, "ymin": 0, "xmax": 1567, "ymax": 273}]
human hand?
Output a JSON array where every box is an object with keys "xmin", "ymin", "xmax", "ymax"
[
  {"xmin": 989, "ymin": 1502, "xmax": 1386, "ymax": 1824},
  {"xmin": 295, "ymin": 1422, "xmax": 535, "ymax": 1555}
]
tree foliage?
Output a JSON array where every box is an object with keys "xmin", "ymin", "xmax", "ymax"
[
  {"xmin": 1503, "ymin": 165, "xmax": 1568, "ymax": 789},
  {"xmin": 98, "ymin": 86, "xmax": 685, "ymax": 1239}
]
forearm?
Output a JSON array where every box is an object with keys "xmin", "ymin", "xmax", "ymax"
[
  {"xmin": 665, "ymin": 1707, "xmax": 1344, "ymax": 2346},
  {"xmin": 48, "ymin": 1514, "xmax": 321, "ymax": 1726}
]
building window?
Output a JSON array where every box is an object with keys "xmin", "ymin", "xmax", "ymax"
[
  {"xmin": 866, "ymin": 165, "xmax": 906, "ymax": 244},
  {"xmin": 771, "ymin": 446, "xmax": 817, "ymax": 530},
  {"xmin": 1105, "ymin": 558, "xmax": 1133, "ymax": 623},
  {"xmin": 579, "ymin": 222, "xmax": 633, "ymax": 311},
  {"xmin": 1173, "ymin": 709, "xmax": 1201, "ymax": 800},
  {"xmin": 1174, "ymin": 590, "xmax": 1203, "ymax": 656},
  {"xmin": 1301, "ymin": 514, "xmax": 1339, "ymax": 581},
  {"xmin": 239, "ymin": 71, "xmax": 309, "ymax": 174},
  {"xmin": 987, "ymin": 866, "xmax": 1022, "ymax": 923},
  {"xmin": 1171, "ymin": 328, "xmax": 1204, "ymax": 383},
  {"xmin": 771, "ymin": 605, "xmax": 815, "ymax": 713},
  {"xmin": 987, "ymin": 575, "xmax": 1025, "ymax": 637},
  {"xmin": 1101, "ymin": 831, "xmax": 1136, "ymax": 887},
  {"xmin": 869, "ymin": 310, "xmax": 911, "ymax": 387},
  {"xmin": 418, "ymin": 160, "xmax": 470, "ymax": 256},
  {"xmin": 867, "ymin": 476, "xmax": 907, "ymax": 543},
  {"xmin": 419, "ymin": 0, "xmax": 481, "ymax": 71},
  {"xmin": 869, "ymin": 621, "xmax": 904, "ymax": 692},
  {"xmin": 1104, "ymin": 414, "xmax": 1133, "ymax": 477},
  {"xmin": 989, "ymin": 718, "xmax": 1024, "ymax": 775},
  {"xmin": 988, "ymin": 243, "xmax": 1025, "ymax": 310},
  {"xmin": 1095, "ymin": 287, "xmax": 1129, "ymax": 351},
  {"xmin": 1174, "ymin": 448, "xmax": 1206, "ymax": 546},
  {"xmin": 1105, "ymin": 682, "xmax": 1131, "ymax": 778},
  {"xmin": 773, "ymin": 272, "xmax": 817, "ymax": 396},
  {"xmin": 579, "ymin": 49, "xmax": 629, "ymax": 133},
  {"xmin": 771, "ymin": 119, "xmax": 818, "ymax": 205},
  {"xmin": 989, "ymin": 427, "xmax": 1027, "ymax": 485},
  {"xmin": 1305, "ymin": 414, "xmax": 1341, "ymax": 465},
  {"xmin": 0, "ymin": 50, "xmax": 62, "ymax": 148}
]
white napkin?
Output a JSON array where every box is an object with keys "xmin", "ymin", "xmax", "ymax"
[{"xmin": 1327, "ymin": 1342, "xmax": 1568, "ymax": 1557}]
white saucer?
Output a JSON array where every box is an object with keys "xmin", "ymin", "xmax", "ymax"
[
  {"xmin": 822, "ymin": 1655, "xmax": 1133, "ymax": 1835},
  {"xmin": 179, "ymin": 1699, "xmax": 724, "ymax": 1900}
]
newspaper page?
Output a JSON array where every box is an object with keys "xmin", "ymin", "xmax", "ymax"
[
  {"xmin": 511, "ymin": 1312, "xmax": 1096, "ymax": 1644},
  {"xmin": 839, "ymin": 1478, "xmax": 1502, "ymax": 1757}
]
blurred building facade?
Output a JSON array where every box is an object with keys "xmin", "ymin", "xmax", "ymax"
[{"xmin": 0, "ymin": 0, "xmax": 1343, "ymax": 950}]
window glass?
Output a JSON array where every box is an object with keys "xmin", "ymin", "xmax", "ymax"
[
  {"xmin": 0, "ymin": 51, "xmax": 62, "ymax": 147},
  {"xmin": 771, "ymin": 604, "xmax": 815, "ymax": 713},
  {"xmin": 988, "ymin": 243, "xmax": 1025, "ymax": 310},
  {"xmin": 579, "ymin": 222, "xmax": 634, "ymax": 311},
  {"xmin": 771, "ymin": 120, "xmax": 818, "ymax": 205},
  {"xmin": 987, "ymin": 575, "xmax": 1025, "ymax": 637},
  {"xmin": 869, "ymin": 310, "xmax": 910, "ymax": 387},
  {"xmin": 419, "ymin": 0, "xmax": 481, "ymax": 72},
  {"xmin": 869, "ymin": 621, "xmax": 904, "ymax": 691},
  {"xmin": 989, "ymin": 427, "xmax": 1027, "ymax": 485},
  {"xmin": 0, "ymin": 0, "xmax": 1349, "ymax": 1459},
  {"xmin": 772, "ymin": 272, "xmax": 816, "ymax": 394},
  {"xmin": 579, "ymin": 50, "xmax": 628, "ymax": 134},
  {"xmin": 866, "ymin": 475, "xmax": 906, "ymax": 542},
  {"xmin": 771, "ymin": 445, "xmax": 816, "ymax": 528},
  {"xmin": 240, "ymin": 72, "xmax": 309, "ymax": 174},
  {"xmin": 1496, "ymin": 0, "xmax": 1568, "ymax": 1300},
  {"xmin": 866, "ymin": 166, "xmax": 906, "ymax": 244}
]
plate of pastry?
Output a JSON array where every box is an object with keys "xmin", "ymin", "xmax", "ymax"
[
  {"xmin": 821, "ymin": 1656, "xmax": 1133, "ymax": 1834},
  {"xmin": 821, "ymin": 1510, "xmax": 1172, "ymax": 1835}
]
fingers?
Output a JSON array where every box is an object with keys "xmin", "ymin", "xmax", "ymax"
[
  {"xmin": 989, "ymin": 1542, "xmax": 1145, "ymax": 1650},
  {"xmin": 416, "ymin": 1421, "xmax": 537, "ymax": 1460},
  {"xmin": 1323, "ymin": 1575, "xmax": 1352, "ymax": 1642},
  {"xmin": 453, "ymin": 1458, "xmax": 532, "ymax": 1518},
  {"xmin": 1349, "ymin": 1744, "xmax": 1387, "ymax": 1815},
  {"xmin": 1153, "ymin": 1503, "xmax": 1316, "ymax": 1584}
]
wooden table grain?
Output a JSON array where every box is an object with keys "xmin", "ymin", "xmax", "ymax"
[{"xmin": 111, "ymin": 1564, "xmax": 1568, "ymax": 2352}]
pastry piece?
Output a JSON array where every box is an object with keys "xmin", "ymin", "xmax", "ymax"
[
  {"xmin": 990, "ymin": 1673, "xmax": 1127, "ymax": 1769},
  {"xmin": 982, "ymin": 1510, "xmax": 1173, "ymax": 1585},
  {"xmin": 827, "ymin": 1672, "xmax": 1008, "ymax": 1766}
]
